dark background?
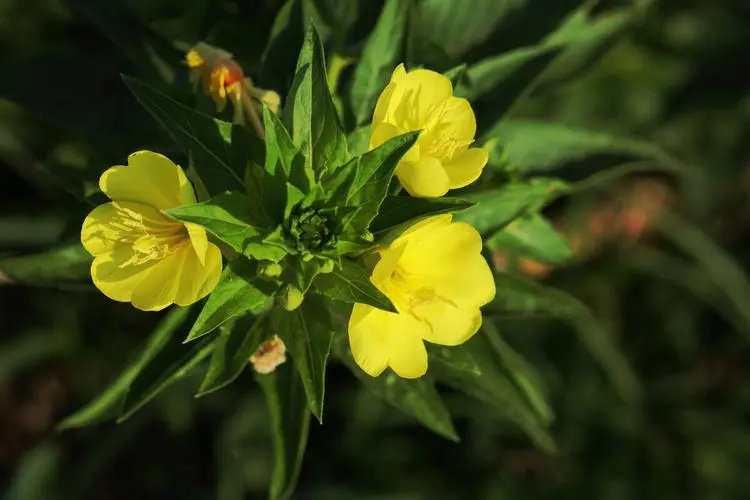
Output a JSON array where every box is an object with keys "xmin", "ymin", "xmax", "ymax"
[{"xmin": 2, "ymin": 0, "xmax": 750, "ymax": 498}]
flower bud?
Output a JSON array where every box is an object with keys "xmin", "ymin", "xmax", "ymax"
[{"xmin": 280, "ymin": 285, "xmax": 304, "ymax": 311}]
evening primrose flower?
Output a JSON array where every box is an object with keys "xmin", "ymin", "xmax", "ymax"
[
  {"xmin": 370, "ymin": 64, "xmax": 488, "ymax": 198},
  {"xmin": 348, "ymin": 215, "xmax": 495, "ymax": 378},
  {"xmin": 80, "ymin": 151, "xmax": 222, "ymax": 311},
  {"xmin": 185, "ymin": 43, "xmax": 281, "ymax": 128}
]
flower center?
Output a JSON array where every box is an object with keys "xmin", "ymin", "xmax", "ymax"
[
  {"xmin": 109, "ymin": 203, "xmax": 188, "ymax": 268},
  {"xmin": 387, "ymin": 266, "xmax": 437, "ymax": 312}
]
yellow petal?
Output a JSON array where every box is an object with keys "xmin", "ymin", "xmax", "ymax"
[
  {"xmin": 432, "ymin": 253, "xmax": 496, "ymax": 309},
  {"xmin": 371, "ymin": 241, "xmax": 407, "ymax": 292},
  {"xmin": 390, "ymin": 63, "xmax": 407, "ymax": 84},
  {"xmin": 414, "ymin": 299, "xmax": 481, "ymax": 346},
  {"xmin": 175, "ymin": 243, "xmax": 223, "ymax": 306},
  {"xmin": 348, "ymin": 304, "xmax": 430, "ymax": 379},
  {"xmin": 185, "ymin": 222, "xmax": 208, "ymax": 265},
  {"xmin": 81, "ymin": 203, "xmax": 119, "ymax": 256},
  {"xmin": 390, "ymin": 69, "xmax": 452, "ymax": 126},
  {"xmin": 90, "ymin": 248, "xmax": 160, "ymax": 303},
  {"xmin": 401, "ymin": 220, "xmax": 483, "ymax": 273},
  {"xmin": 397, "ymin": 213, "xmax": 452, "ymax": 242},
  {"xmin": 396, "ymin": 156, "xmax": 450, "ymax": 198},
  {"xmin": 443, "ymin": 147, "xmax": 488, "ymax": 189},
  {"xmin": 432, "ymin": 97, "xmax": 476, "ymax": 143},
  {"xmin": 372, "ymin": 82, "xmax": 397, "ymax": 127},
  {"xmin": 348, "ymin": 304, "xmax": 391, "ymax": 377},
  {"xmin": 130, "ymin": 250, "xmax": 186, "ymax": 311},
  {"xmin": 99, "ymin": 151, "xmax": 195, "ymax": 209},
  {"xmin": 383, "ymin": 314, "xmax": 429, "ymax": 378},
  {"xmin": 370, "ymin": 122, "xmax": 400, "ymax": 150}
]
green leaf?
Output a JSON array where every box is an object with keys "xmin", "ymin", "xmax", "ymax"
[
  {"xmin": 185, "ymin": 259, "xmax": 275, "ymax": 343},
  {"xmin": 264, "ymin": 106, "xmax": 314, "ymax": 196},
  {"xmin": 432, "ymin": 331, "xmax": 556, "ymax": 452},
  {"xmin": 486, "ymin": 213, "xmax": 573, "ymax": 264},
  {"xmin": 455, "ymin": 44, "xmax": 562, "ymax": 128},
  {"xmin": 346, "ymin": 125, "xmax": 371, "ymax": 157},
  {"xmin": 427, "ymin": 344, "xmax": 481, "ymax": 376},
  {"xmin": 0, "ymin": 243, "xmax": 92, "ymax": 286},
  {"xmin": 482, "ymin": 321, "xmax": 553, "ymax": 424},
  {"xmin": 443, "ymin": 63, "xmax": 468, "ymax": 87},
  {"xmin": 488, "ymin": 272, "xmax": 641, "ymax": 402},
  {"xmin": 261, "ymin": 0, "xmax": 305, "ymax": 94},
  {"xmin": 123, "ymin": 76, "xmax": 244, "ymax": 195},
  {"xmin": 370, "ymin": 196, "xmax": 475, "ymax": 234},
  {"xmin": 58, "ymin": 307, "xmax": 192, "ymax": 429},
  {"xmin": 349, "ymin": 0, "xmax": 409, "ymax": 126},
  {"xmin": 483, "ymin": 120, "xmax": 675, "ymax": 181},
  {"xmin": 540, "ymin": 7, "xmax": 635, "ymax": 88},
  {"xmin": 119, "ymin": 332, "xmax": 214, "ymax": 422},
  {"xmin": 453, "ymin": 178, "xmax": 568, "ymax": 235},
  {"xmin": 272, "ymin": 295, "xmax": 334, "ymax": 422},
  {"xmin": 284, "ymin": 23, "xmax": 348, "ymax": 176},
  {"xmin": 166, "ymin": 192, "xmax": 286, "ymax": 262},
  {"xmin": 257, "ymin": 358, "xmax": 311, "ymax": 500},
  {"xmin": 197, "ymin": 315, "xmax": 266, "ymax": 396},
  {"xmin": 326, "ymin": 131, "xmax": 419, "ymax": 232},
  {"xmin": 332, "ymin": 335, "xmax": 458, "ymax": 441},
  {"xmin": 312, "ymin": 259, "xmax": 396, "ymax": 312}
]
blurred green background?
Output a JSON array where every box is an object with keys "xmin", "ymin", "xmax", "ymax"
[{"xmin": 3, "ymin": 0, "xmax": 750, "ymax": 498}]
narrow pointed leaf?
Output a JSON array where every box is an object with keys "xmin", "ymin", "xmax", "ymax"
[
  {"xmin": 333, "ymin": 336, "xmax": 458, "ymax": 441},
  {"xmin": 312, "ymin": 259, "xmax": 396, "ymax": 312},
  {"xmin": 186, "ymin": 259, "xmax": 275, "ymax": 343},
  {"xmin": 166, "ymin": 193, "xmax": 285, "ymax": 262},
  {"xmin": 284, "ymin": 23, "xmax": 348, "ymax": 176},
  {"xmin": 486, "ymin": 213, "xmax": 573, "ymax": 264},
  {"xmin": 197, "ymin": 315, "xmax": 266, "ymax": 396},
  {"xmin": 326, "ymin": 131, "xmax": 419, "ymax": 232},
  {"xmin": 123, "ymin": 76, "xmax": 244, "ymax": 195},
  {"xmin": 349, "ymin": 0, "xmax": 409, "ymax": 125},
  {"xmin": 58, "ymin": 307, "xmax": 191, "ymax": 429},
  {"xmin": 271, "ymin": 295, "xmax": 333, "ymax": 422},
  {"xmin": 257, "ymin": 359, "xmax": 311, "ymax": 500},
  {"xmin": 453, "ymin": 178, "xmax": 569, "ymax": 235},
  {"xmin": 370, "ymin": 196, "xmax": 475, "ymax": 234}
]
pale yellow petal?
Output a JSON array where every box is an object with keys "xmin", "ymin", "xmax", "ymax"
[
  {"xmin": 431, "ymin": 253, "xmax": 496, "ymax": 309},
  {"xmin": 372, "ymin": 82, "xmax": 397, "ymax": 128},
  {"xmin": 81, "ymin": 203, "xmax": 119, "ymax": 256},
  {"xmin": 90, "ymin": 248, "xmax": 160, "ymax": 303},
  {"xmin": 130, "ymin": 250, "xmax": 186, "ymax": 311},
  {"xmin": 414, "ymin": 299, "xmax": 481, "ymax": 346},
  {"xmin": 390, "ymin": 69, "xmax": 453, "ymax": 127},
  {"xmin": 397, "ymin": 214, "xmax": 453, "ymax": 241},
  {"xmin": 371, "ymin": 241, "xmax": 407, "ymax": 292},
  {"xmin": 401, "ymin": 220, "xmax": 483, "ymax": 273},
  {"xmin": 185, "ymin": 222, "xmax": 208, "ymax": 265},
  {"xmin": 348, "ymin": 304, "xmax": 391, "ymax": 377},
  {"xmin": 390, "ymin": 63, "xmax": 407, "ymax": 84},
  {"xmin": 396, "ymin": 156, "xmax": 450, "ymax": 198},
  {"xmin": 434, "ymin": 97, "xmax": 476, "ymax": 143},
  {"xmin": 99, "ymin": 151, "xmax": 194, "ymax": 209},
  {"xmin": 369, "ymin": 122, "xmax": 400, "ymax": 150},
  {"xmin": 443, "ymin": 148, "xmax": 488, "ymax": 189},
  {"xmin": 383, "ymin": 314, "xmax": 429, "ymax": 379},
  {"xmin": 174, "ymin": 243, "xmax": 223, "ymax": 306}
]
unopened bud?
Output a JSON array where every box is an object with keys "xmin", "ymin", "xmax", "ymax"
[
  {"xmin": 260, "ymin": 262, "xmax": 282, "ymax": 278},
  {"xmin": 259, "ymin": 90, "xmax": 281, "ymax": 114},
  {"xmin": 319, "ymin": 259, "xmax": 335, "ymax": 274},
  {"xmin": 280, "ymin": 285, "xmax": 304, "ymax": 311},
  {"xmin": 250, "ymin": 335, "xmax": 287, "ymax": 374}
]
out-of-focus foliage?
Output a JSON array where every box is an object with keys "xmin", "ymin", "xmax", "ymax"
[{"xmin": 2, "ymin": 0, "xmax": 750, "ymax": 499}]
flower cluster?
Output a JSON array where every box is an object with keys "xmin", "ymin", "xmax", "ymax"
[{"xmin": 81, "ymin": 59, "xmax": 494, "ymax": 379}]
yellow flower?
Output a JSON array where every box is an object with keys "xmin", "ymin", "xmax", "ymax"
[
  {"xmin": 80, "ymin": 151, "xmax": 222, "ymax": 311},
  {"xmin": 348, "ymin": 215, "xmax": 495, "ymax": 378},
  {"xmin": 370, "ymin": 63, "xmax": 488, "ymax": 198}
]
